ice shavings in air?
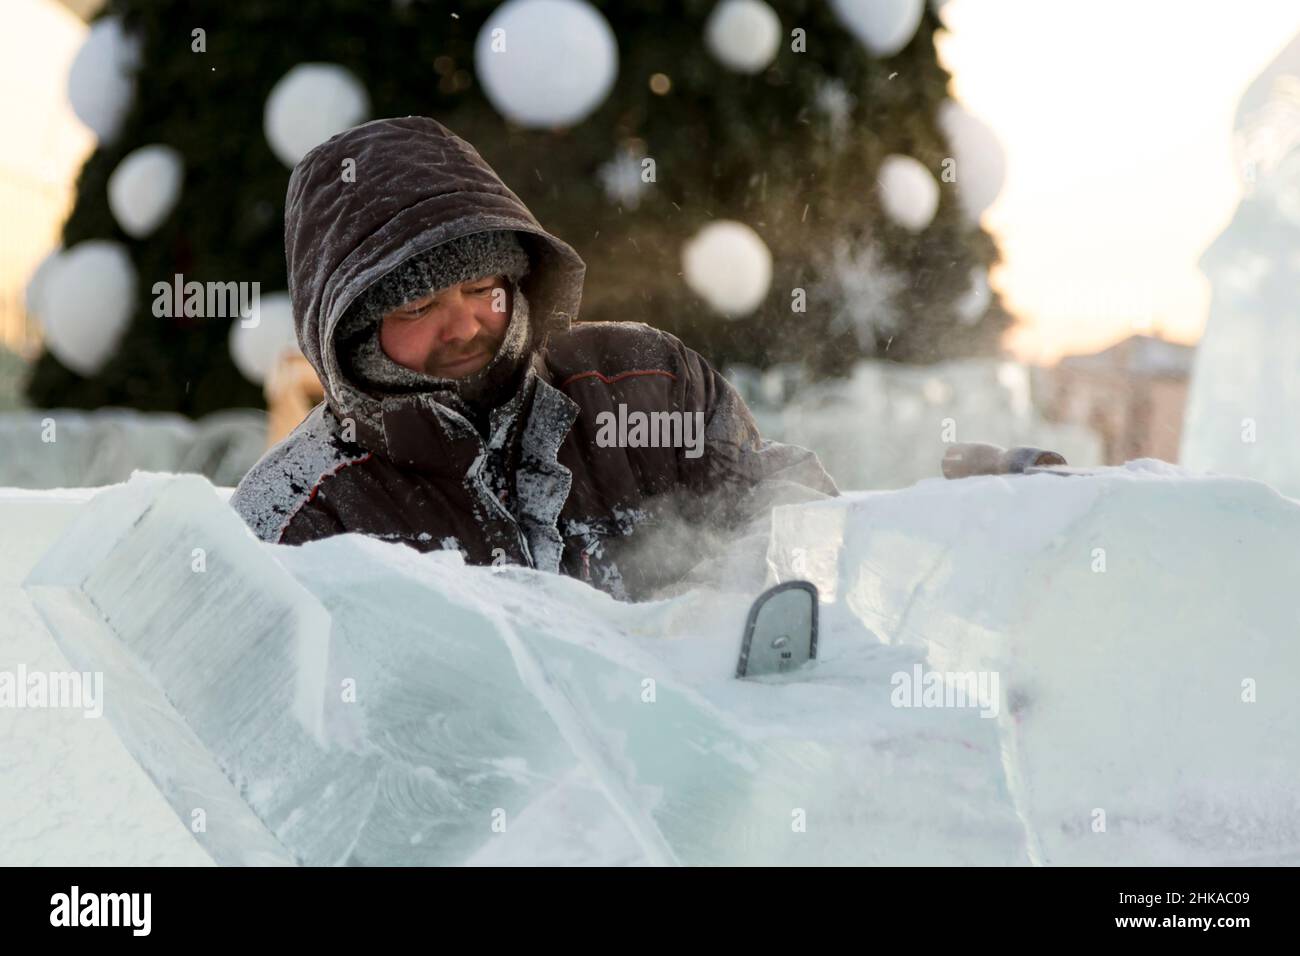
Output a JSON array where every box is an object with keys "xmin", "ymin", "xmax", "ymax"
[
  {"xmin": 735, "ymin": 357, "xmax": 1101, "ymax": 491},
  {"xmin": 6, "ymin": 462, "xmax": 1300, "ymax": 865}
]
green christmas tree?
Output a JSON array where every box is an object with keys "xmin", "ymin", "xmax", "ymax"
[{"xmin": 29, "ymin": 0, "xmax": 1010, "ymax": 416}]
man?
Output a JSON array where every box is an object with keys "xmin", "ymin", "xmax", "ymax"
[{"xmin": 232, "ymin": 116, "xmax": 837, "ymax": 601}]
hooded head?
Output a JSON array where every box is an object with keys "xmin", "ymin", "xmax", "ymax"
[
  {"xmin": 334, "ymin": 229, "xmax": 535, "ymax": 433},
  {"xmin": 284, "ymin": 116, "xmax": 585, "ymax": 446}
]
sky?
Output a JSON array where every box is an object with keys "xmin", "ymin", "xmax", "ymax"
[
  {"xmin": 5, "ymin": 0, "xmax": 1300, "ymax": 365},
  {"xmin": 935, "ymin": 0, "xmax": 1300, "ymax": 362},
  {"xmin": 0, "ymin": 0, "xmax": 92, "ymax": 353}
]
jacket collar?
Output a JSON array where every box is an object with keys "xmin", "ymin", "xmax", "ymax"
[{"xmin": 358, "ymin": 352, "xmax": 578, "ymax": 480}]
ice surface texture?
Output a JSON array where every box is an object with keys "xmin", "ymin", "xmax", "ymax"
[
  {"xmin": 0, "ymin": 487, "xmax": 212, "ymax": 865},
  {"xmin": 10, "ymin": 462, "xmax": 1300, "ymax": 865}
]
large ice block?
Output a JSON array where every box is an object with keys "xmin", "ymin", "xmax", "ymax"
[
  {"xmin": 24, "ymin": 474, "xmax": 366, "ymax": 865},
  {"xmin": 0, "ymin": 486, "xmax": 212, "ymax": 865},
  {"xmin": 769, "ymin": 460, "xmax": 1300, "ymax": 864},
  {"xmin": 19, "ymin": 473, "xmax": 1023, "ymax": 865},
  {"xmin": 15, "ymin": 461, "xmax": 1300, "ymax": 866}
]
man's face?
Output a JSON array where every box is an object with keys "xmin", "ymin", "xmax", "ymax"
[{"xmin": 378, "ymin": 274, "xmax": 513, "ymax": 379}]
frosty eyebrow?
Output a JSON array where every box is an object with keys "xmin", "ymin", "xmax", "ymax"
[
  {"xmin": 395, "ymin": 297, "xmax": 435, "ymax": 313},
  {"xmin": 396, "ymin": 277, "xmax": 501, "ymax": 313}
]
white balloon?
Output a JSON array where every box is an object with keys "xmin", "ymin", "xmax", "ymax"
[
  {"xmin": 705, "ymin": 0, "xmax": 782, "ymax": 74},
  {"xmin": 40, "ymin": 241, "xmax": 136, "ymax": 377},
  {"xmin": 67, "ymin": 16, "xmax": 142, "ymax": 144},
  {"xmin": 24, "ymin": 247, "xmax": 65, "ymax": 318},
  {"xmin": 939, "ymin": 101, "xmax": 1006, "ymax": 221},
  {"xmin": 877, "ymin": 154, "xmax": 939, "ymax": 232},
  {"xmin": 229, "ymin": 292, "xmax": 300, "ymax": 386},
  {"xmin": 264, "ymin": 64, "xmax": 371, "ymax": 168},
  {"xmin": 682, "ymin": 220, "xmax": 773, "ymax": 317},
  {"xmin": 830, "ymin": 0, "xmax": 925, "ymax": 58},
  {"xmin": 475, "ymin": 0, "xmax": 618, "ymax": 128},
  {"xmin": 108, "ymin": 145, "xmax": 184, "ymax": 239}
]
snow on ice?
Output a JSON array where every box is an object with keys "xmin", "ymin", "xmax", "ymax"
[{"xmin": 3, "ymin": 460, "xmax": 1299, "ymax": 866}]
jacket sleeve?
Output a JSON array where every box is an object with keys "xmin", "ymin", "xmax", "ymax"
[
  {"xmin": 616, "ymin": 335, "xmax": 839, "ymax": 599},
  {"xmin": 671, "ymin": 335, "xmax": 839, "ymax": 530},
  {"xmin": 277, "ymin": 497, "xmax": 348, "ymax": 546}
]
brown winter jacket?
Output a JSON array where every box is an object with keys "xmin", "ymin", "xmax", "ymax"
[{"xmin": 231, "ymin": 117, "xmax": 838, "ymax": 600}]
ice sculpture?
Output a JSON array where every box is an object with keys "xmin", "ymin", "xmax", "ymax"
[{"xmin": 1182, "ymin": 31, "xmax": 1300, "ymax": 498}]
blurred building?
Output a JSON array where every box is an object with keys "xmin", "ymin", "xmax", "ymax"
[{"xmin": 1039, "ymin": 334, "xmax": 1194, "ymax": 465}]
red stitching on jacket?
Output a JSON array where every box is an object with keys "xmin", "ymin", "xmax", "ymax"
[
  {"xmin": 559, "ymin": 369, "xmax": 678, "ymax": 388},
  {"xmin": 275, "ymin": 452, "xmax": 374, "ymax": 544}
]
